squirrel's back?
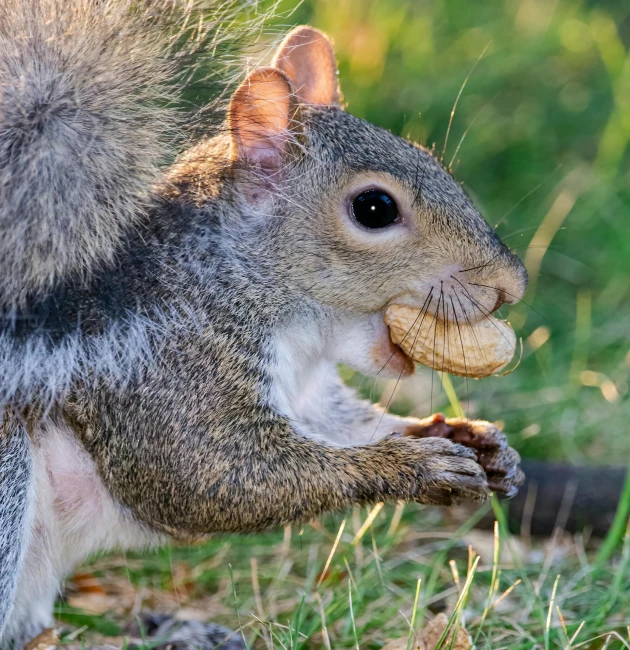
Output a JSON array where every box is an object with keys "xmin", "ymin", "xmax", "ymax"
[{"xmin": 0, "ymin": 0, "xmax": 252, "ymax": 308}]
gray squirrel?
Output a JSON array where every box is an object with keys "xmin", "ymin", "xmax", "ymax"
[{"xmin": 0, "ymin": 0, "xmax": 528, "ymax": 646}]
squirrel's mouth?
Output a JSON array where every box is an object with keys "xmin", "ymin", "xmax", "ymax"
[
  {"xmin": 369, "ymin": 320, "xmax": 415, "ymax": 377},
  {"xmin": 383, "ymin": 303, "xmax": 517, "ymax": 379}
]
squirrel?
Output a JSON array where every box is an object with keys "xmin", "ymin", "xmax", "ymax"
[{"xmin": 0, "ymin": 0, "xmax": 529, "ymax": 646}]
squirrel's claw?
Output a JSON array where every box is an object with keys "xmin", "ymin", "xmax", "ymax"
[{"xmin": 403, "ymin": 415, "xmax": 524, "ymax": 499}]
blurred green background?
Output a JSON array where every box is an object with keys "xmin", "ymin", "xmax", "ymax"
[{"xmin": 269, "ymin": 0, "xmax": 630, "ymax": 464}]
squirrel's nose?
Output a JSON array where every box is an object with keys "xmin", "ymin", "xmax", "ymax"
[{"xmin": 492, "ymin": 285, "xmax": 524, "ymax": 312}]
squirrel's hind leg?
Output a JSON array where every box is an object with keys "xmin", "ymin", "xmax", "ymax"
[
  {"xmin": 0, "ymin": 419, "xmax": 34, "ymax": 647},
  {"xmin": 4, "ymin": 419, "xmax": 160, "ymax": 649}
]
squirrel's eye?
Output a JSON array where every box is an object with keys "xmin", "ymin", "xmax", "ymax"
[{"xmin": 352, "ymin": 190, "xmax": 399, "ymax": 229}]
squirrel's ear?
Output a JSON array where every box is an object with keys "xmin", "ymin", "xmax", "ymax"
[
  {"xmin": 272, "ymin": 26, "xmax": 340, "ymax": 107},
  {"xmin": 228, "ymin": 67, "xmax": 299, "ymax": 172}
]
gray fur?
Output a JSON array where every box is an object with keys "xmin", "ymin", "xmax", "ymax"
[
  {"xmin": 0, "ymin": 306, "xmax": 192, "ymax": 412},
  {"xmin": 0, "ymin": 0, "xmax": 266, "ymax": 409},
  {"xmin": 65, "ymin": 106, "xmax": 526, "ymax": 536},
  {"xmin": 0, "ymin": 7, "xmax": 529, "ymax": 645},
  {"xmin": 0, "ymin": 420, "xmax": 32, "ymax": 640}
]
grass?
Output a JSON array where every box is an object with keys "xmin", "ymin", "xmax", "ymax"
[
  {"xmin": 55, "ymin": 0, "xmax": 630, "ymax": 646},
  {"xmin": 56, "ymin": 501, "xmax": 630, "ymax": 648}
]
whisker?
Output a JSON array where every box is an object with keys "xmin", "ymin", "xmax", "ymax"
[
  {"xmin": 457, "ymin": 250, "xmax": 506, "ymax": 274},
  {"xmin": 430, "ymin": 290, "xmax": 443, "ymax": 412},
  {"xmin": 464, "ymin": 281, "xmax": 549, "ymax": 324},
  {"xmin": 493, "ymin": 164, "xmax": 561, "ymax": 231},
  {"xmin": 441, "ymin": 43, "xmax": 490, "ymax": 163},
  {"xmin": 413, "ymin": 145, "xmax": 421, "ymax": 206},
  {"xmin": 413, "ymin": 149, "xmax": 428, "ymax": 208},
  {"xmin": 454, "ymin": 243, "xmax": 556, "ymax": 279},
  {"xmin": 441, "ymin": 284, "xmax": 448, "ymax": 379},
  {"xmin": 370, "ymin": 293, "xmax": 434, "ymax": 442},
  {"xmin": 375, "ymin": 290, "xmax": 434, "ymax": 378},
  {"xmin": 451, "ymin": 277, "xmax": 517, "ymax": 353},
  {"xmin": 453, "ymin": 290, "xmax": 488, "ymax": 370},
  {"xmin": 501, "ymin": 337, "xmax": 524, "ymax": 376},
  {"xmin": 450, "ymin": 296, "xmax": 469, "ymax": 416},
  {"xmin": 447, "ymin": 93, "xmax": 498, "ymax": 171},
  {"xmin": 500, "ymin": 225, "xmax": 552, "ymax": 242}
]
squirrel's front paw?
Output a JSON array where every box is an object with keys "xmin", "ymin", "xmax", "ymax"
[
  {"xmin": 382, "ymin": 436, "xmax": 489, "ymax": 506},
  {"xmin": 403, "ymin": 414, "xmax": 524, "ymax": 498}
]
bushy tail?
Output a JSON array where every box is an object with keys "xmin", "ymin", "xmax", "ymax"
[{"xmin": 0, "ymin": 0, "xmax": 258, "ymax": 307}]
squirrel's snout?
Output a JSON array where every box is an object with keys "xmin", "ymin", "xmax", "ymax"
[
  {"xmin": 502, "ymin": 255, "xmax": 528, "ymax": 307},
  {"xmin": 482, "ymin": 245, "xmax": 528, "ymax": 313}
]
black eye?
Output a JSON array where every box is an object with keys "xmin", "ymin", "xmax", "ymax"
[{"xmin": 352, "ymin": 190, "xmax": 399, "ymax": 229}]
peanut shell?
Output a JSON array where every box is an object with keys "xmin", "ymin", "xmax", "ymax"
[{"xmin": 384, "ymin": 304, "xmax": 516, "ymax": 378}]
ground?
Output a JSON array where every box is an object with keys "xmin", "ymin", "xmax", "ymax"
[{"xmin": 54, "ymin": 499, "xmax": 630, "ymax": 648}]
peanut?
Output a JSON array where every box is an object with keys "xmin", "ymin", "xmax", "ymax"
[{"xmin": 384, "ymin": 304, "xmax": 516, "ymax": 378}]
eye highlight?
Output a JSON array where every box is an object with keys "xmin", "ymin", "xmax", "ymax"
[{"xmin": 351, "ymin": 190, "xmax": 399, "ymax": 229}]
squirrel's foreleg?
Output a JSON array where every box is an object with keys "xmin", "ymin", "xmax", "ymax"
[
  {"xmin": 69, "ymin": 387, "xmax": 489, "ymax": 536},
  {"xmin": 278, "ymin": 369, "xmax": 522, "ymax": 497}
]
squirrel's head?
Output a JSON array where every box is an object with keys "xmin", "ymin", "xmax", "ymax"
[{"xmin": 222, "ymin": 26, "xmax": 527, "ymax": 378}]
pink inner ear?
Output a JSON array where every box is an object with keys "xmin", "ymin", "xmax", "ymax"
[
  {"xmin": 228, "ymin": 67, "xmax": 295, "ymax": 170},
  {"xmin": 272, "ymin": 26, "xmax": 339, "ymax": 106}
]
